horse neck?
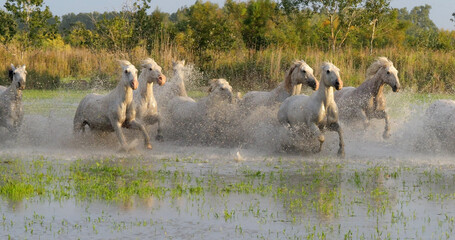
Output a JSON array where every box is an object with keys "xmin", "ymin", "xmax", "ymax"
[
  {"xmin": 5, "ymin": 84, "xmax": 21, "ymax": 100},
  {"xmin": 271, "ymin": 82, "xmax": 290, "ymax": 99},
  {"xmin": 314, "ymin": 81, "xmax": 334, "ymax": 107},
  {"xmin": 174, "ymin": 70, "xmax": 187, "ymax": 96},
  {"xmin": 114, "ymin": 83, "xmax": 133, "ymax": 104},
  {"xmin": 138, "ymin": 74, "xmax": 155, "ymax": 103},
  {"xmin": 357, "ymin": 74, "xmax": 384, "ymax": 99}
]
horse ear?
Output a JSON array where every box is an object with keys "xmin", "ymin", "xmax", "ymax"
[
  {"xmin": 172, "ymin": 60, "xmax": 176, "ymax": 67},
  {"xmin": 208, "ymin": 79, "xmax": 217, "ymax": 93},
  {"xmin": 10, "ymin": 64, "xmax": 15, "ymax": 71},
  {"xmin": 180, "ymin": 60, "xmax": 185, "ymax": 65}
]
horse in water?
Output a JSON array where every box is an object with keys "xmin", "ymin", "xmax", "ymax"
[
  {"xmin": 133, "ymin": 58, "xmax": 167, "ymax": 141},
  {"xmin": 423, "ymin": 99, "xmax": 455, "ymax": 151},
  {"xmin": 154, "ymin": 60, "xmax": 188, "ymax": 110},
  {"xmin": 278, "ymin": 62, "xmax": 344, "ymax": 157},
  {"xmin": 335, "ymin": 57, "xmax": 400, "ymax": 139},
  {"xmin": 167, "ymin": 78, "xmax": 236, "ymax": 144},
  {"xmin": 240, "ymin": 60, "xmax": 319, "ymax": 112},
  {"xmin": 0, "ymin": 64, "xmax": 27, "ymax": 137},
  {"xmin": 73, "ymin": 60, "xmax": 152, "ymax": 151}
]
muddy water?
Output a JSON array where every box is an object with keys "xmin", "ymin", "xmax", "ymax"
[{"xmin": 1, "ymin": 90, "xmax": 455, "ymax": 239}]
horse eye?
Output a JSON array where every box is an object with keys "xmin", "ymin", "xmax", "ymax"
[
  {"xmin": 124, "ymin": 70, "xmax": 128, "ymax": 74},
  {"xmin": 326, "ymin": 70, "xmax": 330, "ymax": 74},
  {"xmin": 387, "ymin": 71, "xmax": 390, "ymax": 75},
  {"xmin": 149, "ymin": 68, "xmax": 152, "ymax": 71},
  {"xmin": 302, "ymin": 70, "xmax": 306, "ymax": 74}
]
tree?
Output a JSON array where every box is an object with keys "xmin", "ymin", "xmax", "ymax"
[
  {"xmin": 185, "ymin": 1, "xmax": 237, "ymax": 59},
  {"xmin": 4, "ymin": 0, "xmax": 59, "ymax": 51},
  {"xmin": 398, "ymin": 5, "xmax": 438, "ymax": 48},
  {"xmin": 451, "ymin": 12, "xmax": 455, "ymax": 26},
  {"xmin": 242, "ymin": 0, "xmax": 277, "ymax": 50},
  {"xmin": 0, "ymin": 10, "xmax": 17, "ymax": 47}
]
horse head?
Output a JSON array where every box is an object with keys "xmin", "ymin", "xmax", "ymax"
[
  {"xmin": 141, "ymin": 58, "xmax": 166, "ymax": 86},
  {"xmin": 119, "ymin": 60, "xmax": 138, "ymax": 90},
  {"xmin": 208, "ymin": 78, "xmax": 234, "ymax": 103},
  {"xmin": 172, "ymin": 60, "xmax": 185, "ymax": 72},
  {"xmin": 10, "ymin": 64, "xmax": 27, "ymax": 90},
  {"xmin": 285, "ymin": 60, "xmax": 319, "ymax": 92},
  {"xmin": 321, "ymin": 62, "xmax": 342, "ymax": 90},
  {"xmin": 376, "ymin": 57, "xmax": 400, "ymax": 92}
]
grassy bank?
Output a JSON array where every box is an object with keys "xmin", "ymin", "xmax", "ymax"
[{"xmin": 1, "ymin": 45, "xmax": 455, "ymax": 93}]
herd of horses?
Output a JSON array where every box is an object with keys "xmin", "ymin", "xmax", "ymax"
[{"xmin": 0, "ymin": 57, "xmax": 453, "ymax": 156}]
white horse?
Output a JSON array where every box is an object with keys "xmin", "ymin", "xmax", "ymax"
[
  {"xmin": 154, "ymin": 60, "xmax": 188, "ymax": 112},
  {"xmin": 423, "ymin": 99, "xmax": 455, "ymax": 151},
  {"xmin": 240, "ymin": 60, "xmax": 319, "ymax": 112},
  {"xmin": 167, "ymin": 78, "xmax": 235, "ymax": 143},
  {"xmin": 133, "ymin": 58, "xmax": 167, "ymax": 141},
  {"xmin": 278, "ymin": 62, "xmax": 345, "ymax": 157},
  {"xmin": 335, "ymin": 57, "xmax": 400, "ymax": 139},
  {"xmin": 73, "ymin": 60, "xmax": 152, "ymax": 151},
  {"xmin": 0, "ymin": 64, "xmax": 27, "ymax": 137}
]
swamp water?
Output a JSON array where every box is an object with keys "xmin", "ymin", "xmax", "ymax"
[{"xmin": 1, "ymin": 90, "xmax": 455, "ymax": 239}]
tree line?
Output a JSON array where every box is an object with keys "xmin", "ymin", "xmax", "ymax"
[{"xmin": 1, "ymin": 0, "xmax": 454, "ymax": 57}]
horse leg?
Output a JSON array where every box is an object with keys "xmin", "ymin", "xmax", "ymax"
[
  {"xmin": 328, "ymin": 122, "xmax": 345, "ymax": 158},
  {"xmin": 375, "ymin": 110, "xmax": 390, "ymax": 139},
  {"xmin": 127, "ymin": 119, "xmax": 153, "ymax": 150},
  {"xmin": 111, "ymin": 120, "xmax": 129, "ymax": 151},
  {"xmin": 309, "ymin": 123, "xmax": 324, "ymax": 153},
  {"xmin": 143, "ymin": 114, "xmax": 163, "ymax": 141}
]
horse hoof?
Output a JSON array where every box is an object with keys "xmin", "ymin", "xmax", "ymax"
[
  {"xmin": 155, "ymin": 135, "xmax": 164, "ymax": 142},
  {"xmin": 145, "ymin": 143, "xmax": 153, "ymax": 150},
  {"xmin": 383, "ymin": 132, "xmax": 391, "ymax": 139},
  {"xmin": 337, "ymin": 150, "xmax": 345, "ymax": 158}
]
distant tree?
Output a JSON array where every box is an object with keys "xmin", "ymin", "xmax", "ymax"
[
  {"xmin": 363, "ymin": 0, "xmax": 391, "ymax": 53},
  {"xmin": 451, "ymin": 12, "xmax": 455, "ymax": 26},
  {"xmin": 0, "ymin": 10, "xmax": 17, "ymax": 47},
  {"xmin": 242, "ymin": 0, "xmax": 277, "ymax": 50},
  {"xmin": 398, "ymin": 5, "xmax": 438, "ymax": 48},
  {"xmin": 185, "ymin": 1, "xmax": 237, "ymax": 60},
  {"xmin": 4, "ymin": 0, "xmax": 59, "ymax": 52}
]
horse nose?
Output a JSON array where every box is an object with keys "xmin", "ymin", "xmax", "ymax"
[
  {"xmin": 312, "ymin": 79, "xmax": 319, "ymax": 90},
  {"xmin": 158, "ymin": 74, "xmax": 166, "ymax": 86},
  {"xmin": 334, "ymin": 79, "xmax": 343, "ymax": 90},
  {"xmin": 393, "ymin": 84, "xmax": 400, "ymax": 92}
]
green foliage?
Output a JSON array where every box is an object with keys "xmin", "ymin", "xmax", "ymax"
[
  {"xmin": 0, "ymin": 10, "xmax": 17, "ymax": 46},
  {"xmin": 4, "ymin": 0, "xmax": 59, "ymax": 49}
]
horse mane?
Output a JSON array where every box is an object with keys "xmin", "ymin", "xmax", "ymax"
[
  {"xmin": 141, "ymin": 58, "xmax": 157, "ymax": 69},
  {"xmin": 366, "ymin": 57, "xmax": 393, "ymax": 80},
  {"xmin": 284, "ymin": 60, "xmax": 306, "ymax": 93},
  {"xmin": 208, "ymin": 78, "xmax": 229, "ymax": 93},
  {"xmin": 118, "ymin": 60, "xmax": 133, "ymax": 68},
  {"xmin": 321, "ymin": 62, "xmax": 339, "ymax": 75}
]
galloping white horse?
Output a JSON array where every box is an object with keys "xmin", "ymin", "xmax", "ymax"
[
  {"xmin": 335, "ymin": 57, "xmax": 400, "ymax": 139},
  {"xmin": 133, "ymin": 58, "xmax": 167, "ymax": 141},
  {"xmin": 154, "ymin": 60, "xmax": 188, "ymax": 109},
  {"xmin": 73, "ymin": 60, "xmax": 152, "ymax": 151},
  {"xmin": 0, "ymin": 64, "xmax": 27, "ymax": 137},
  {"xmin": 167, "ymin": 78, "xmax": 235, "ymax": 143},
  {"xmin": 240, "ymin": 60, "xmax": 319, "ymax": 111},
  {"xmin": 278, "ymin": 62, "xmax": 345, "ymax": 157}
]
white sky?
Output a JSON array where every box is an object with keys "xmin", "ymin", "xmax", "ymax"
[{"xmin": 0, "ymin": 0, "xmax": 454, "ymax": 30}]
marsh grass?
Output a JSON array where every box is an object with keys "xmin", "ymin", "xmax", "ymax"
[
  {"xmin": 2, "ymin": 156, "xmax": 455, "ymax": 239},
  {"xmin": 1, "ymin": 44, "xmax": 455, "ymax": 93}
]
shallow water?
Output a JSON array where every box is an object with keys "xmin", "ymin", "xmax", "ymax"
[{"xmin": 1, "ymin": 89, "xmax": 455, "ymax": 239}]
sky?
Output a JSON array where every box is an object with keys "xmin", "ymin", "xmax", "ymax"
[{"xmin": 0, "ymin": 0, "xmax": 454, "ymax": 30}]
